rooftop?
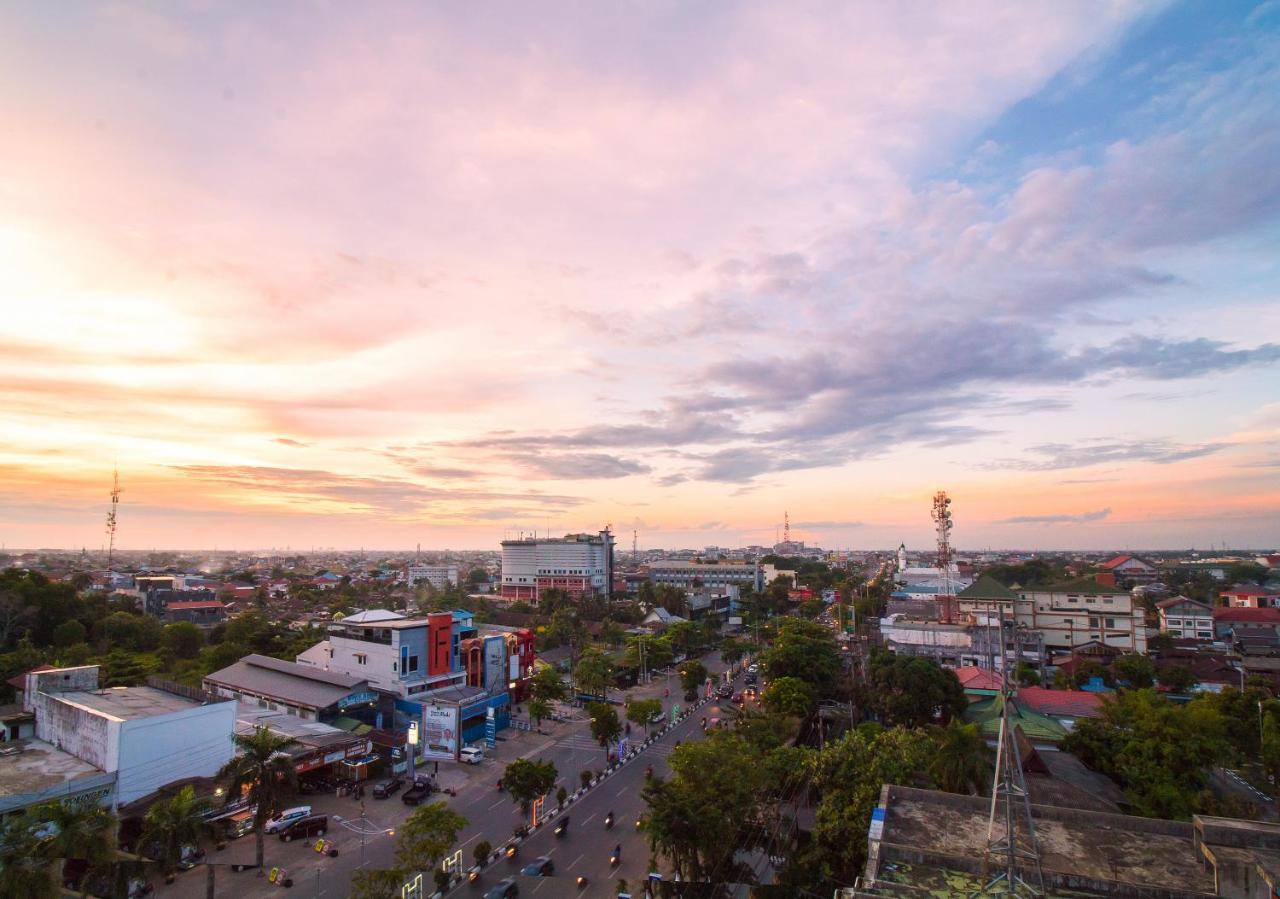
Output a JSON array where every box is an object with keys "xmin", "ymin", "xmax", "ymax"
[
  {"xmin": 166, "ymin": 600, "xmax": 225, "ymax": 611},
  {"xmin": 1016, "ymin": 686, "xmax": 1105, "ymax": 719},
  {"xmin": 205, "ymin": 654, "xmax": 369, "ymax": 710},
  {"xmin": 0, "ymin": 739, "xmax": 109, "ymax": 804},
  {"xmin": 1214, "ymin": 607, "xmax": 1280, "ymax": 623},
  {"xmin": 234, "ymin": 702, "xmax": 357, "ymax": 749},
  {"xmin": 1156, "ymin": 595, "xmax": 1213, "ymax": 611},
  {"xmin": 1033, "ymin": 576, "xmax": 1129, "ymax": 595},
  {"xmin": 957, "ymin": 575, "xmax": 1019, "ymax": 601},
  {"xmin": 56, "ymin": 686, "xmax": 202, "ymax": 721}
]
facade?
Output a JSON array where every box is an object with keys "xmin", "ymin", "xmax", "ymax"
[
  {"xmin": 19, "ymin": 666, "xmax": 236, "ymax": 809},
  {"xmin": 164, "ymin": 599, "xmax": 227, "ymax": 627},
  {"xmin": 1213, "ymin": 607, "xmax": 1280, "ymax": 640},
  {"xmin": 957, "ymin": 575, "xmax": 1147, "ymax": 654},
  {"xmin": 204, "ymin": 654, "xmax": 375, "ymax": 722},
  {"xmin": 646, "ymin": 560, "xmax": 770, "ymax": 592},
  {"xmin": 299, "ymin": 609, "xmax": 466, "ymax": 699},
  {"xmin": 1100, "ymin": 554, "xmax": 1159, "ymax": 583},
  {"xmin": 500, "ymin": 529, "xmax": 615, "ymax": 602},
  {"xmin": 233, "ymin": 702, "xmax": 373, "ymax": 779},
  {"xmin": 1220, "ymin": 586, "xmax": 1280, "ymax": 609},
  {"xmin": 406, "ymin": 563, "xmax": 459, "ymax": 589},
  {"xmin": 879, "ymin": 614, "xmax": 1046, "ymax": 671},
  {"xmin": 1156, "ymin": 596, "xmax": 1215, "ymax": 641}
]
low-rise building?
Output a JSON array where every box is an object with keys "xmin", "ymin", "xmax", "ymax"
[
  {"xmin": 164, "ymin": 599, "xmax": 227, "ymax": 627},
  {"xmin": 1220, "ymin": 586, "xmax": 1280, "ymax": 609},
  {"xmin": 1099, "ymin": 554, "xmax": 1159, "ymax": 584},
  {"xmin": 204, "ymin": 654, "xmax": 376, "ymax": 723},
  {"xmin": 1213, "ymin": 607, "xmax": 1280, "ymax": 641},
  {"xmin": 406, "ymin": 563, "xmax": 459, "ymax": 590},
  {"xmin": 1157, "ymin": 596, "xmax": 1215, "ymax": 641}
]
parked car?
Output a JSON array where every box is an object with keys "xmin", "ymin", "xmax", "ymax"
[
  {"xmin": 263, "ymin": 806, "xmax": 311, "ymax": 834},
  {"xmin": 278, "ymin": 815, "xmax": 328, "ymax": 843},
  {"xmin": 402, "ymin": 778, "xmax": 434, "ymax": 805},
  {"xmin": 372, "ymin": 777, "xmax": 403, "ymax": 799},
  {"xmin": 459, "ymin": 746, "xmax": 485, "ymax": 764},
  {"xmin": 649, "ymin": 711, "xmax": 666, "ymax": 724},
  {"xmin": 521, "ymin": 856, "xmax": 555, "ymax": 876},
  {"xmin": 484, "ymin": 878, "xmax": 519, "ymax": 899}
]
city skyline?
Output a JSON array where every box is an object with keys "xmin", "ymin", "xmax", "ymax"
[{"xmin": 2, "ymin": 2, "xmax": 1278, "ymax": 552}]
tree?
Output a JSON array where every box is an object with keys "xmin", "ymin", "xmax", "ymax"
[
  {"xmin": 161, "ymin": 622, "xmax": 204, "ymax": 658},
  {"xmin": 99, "ymin": 611, "xmax": 162, "ymax": 652},
  {"xmin": 528, "ymin": 697, "xmax": 552, "ymax": 727},
  {"xmin": 862, "ymin": 651, "xmax": 965, "ymax": 727},
  {"xmin": 1112, "ymin": 654, "xmax": 1156, "ymax": 689},
  {"xmin": 761, "ymin": 618, "xmax": 840, "ymax": 695},
  {"xmin": 39, "ymin": 800, "xmax": 118, "ymax": 893},
  {"xmin": 473, "ymin": 839, "xmax": 492, "ymax": 867},
  {"xmin": 502, "ymin": 758, "xmax": 558, "ymax": 812},
  {"xmin": 762, "ymin": 676, "xmax": 816, "ymax": 719},
  {"xmin": 574, "ymin": 649, "xmax": 614, "ymax": 698},
  {"xmin": 624, "ymin": 635, "xmax": 672, "ymax": 672},
  {"xmin": 556, "ymin": 786, "xmax": 568, "ymax": 809},
  {"xmin": 1013, "ymin": 662, "xmax": 1040, "ymax": 687},
  {"xmin": 350, "ymin": 869, "xmax": 408, "ymax": 899},
  {"xmin": 1157, "ymin": 664, "xmax": 1197, "ymax": 693},
  {"xmin": 588, "ymin": 702, "xmax": 622, "ymax": 756},
  {"xmin": 719, "ymin": 638, "xmax": 749, "ymax": 668},
  {"xmin": 1148, "ymin": 632, "xmax": 1176, "ymax": 652},
  {"xmin": 529, "ymin": 665, "xmax": 568, "ymax": 703},
  {"xmin": 678, "ymin": 660, "xmax": 708, "ymax": 694},
  {"xmin": 627, "ymin": 698, "xmax": 663, "ymax": 734},
  {"xmin": 929, "ymin": 721, "xmax": 992, "ymax": 795},
  {"xmin": 216, "ymin": 726, "xmax": 298, "ymax": 872},
  {"xmin": 140, "ymin": 785, "xmax": 214, "ymax": 881},
  {"xmin": 0, "ymin": 806, "xmax": 58, "ymax": 899},
  {"xmin": 394, "ymin": 801, "xmax": 467, "ymax": 872},
  {"xmin": 51, "ymin": 619, "xmax": 86, "ymax": 648}
]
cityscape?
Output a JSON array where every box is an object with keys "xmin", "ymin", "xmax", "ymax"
[{"xmin": 2, "ymin": 3, "xmax": 1280, "ymax": 899}]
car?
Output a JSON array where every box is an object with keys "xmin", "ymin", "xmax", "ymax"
[
  {"xmin": 731, "ymin": 692, "xmax": 743, "ymax": 704},
  {"xmin": 278, "ymin": 815, "xmax": 328, "ymax": 843},
  {"xmin": 521, "ymin": 856, "xmax": 555, "ymax": 876},
  {"xmin": 372, "ymin": 777, "xmax": 403, "ymax": 799},
  {"xmin": 263, "ymin": 806, "xmax": 312, "ymax": 834},
  {"xmin": 649, "ymin": 711, "xmax": 666, "ymax": 724},
  {"xmin": 716, "ymin": 684, "xmax": 732, "ymax": 698},
  {"xmin": 402, "ymin": 778, "xmax": 434, "ymax": 805},
  {"xmin": 176, "ymin": 844, "xmax": 204, "ymax": 870},
  {"xmin": 459, "ymin": 746, "xmax": 485, "ymax": 764},
  {"xmin": 747, "ymin": 664, "xmax": 759, "ymax": 674},
  {"xmin": 484, "ymin": 878, "xmax": 519, "ymax": 899}
]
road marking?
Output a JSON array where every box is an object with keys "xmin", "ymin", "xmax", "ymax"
[
  {"xmin": 532, "ymin": 879, "xmax": 548, "ymax": 893},
  {"xmin": 487, "ymin": 798, "xmax": 507, "ymax": 811},
  {"xmin": 521, "ymin": 740, "xmax": 557, "ymax": 759},
  {"xmin": 459, "ymin": 833, "xmax": 479, "ymax": 848},
  {"xmin": 568, "ymin": 852, "xmax": 584, "ymax": 869},
  {"xmin": 615, "ymin": 786, "xmax": 628, "ymax": 797},
  {"xmin": 582, "ymin": 812, "xmax": 597, "ymax": 825}
]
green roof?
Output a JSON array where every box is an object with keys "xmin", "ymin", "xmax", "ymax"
[
  {"xmin": 963, "ymin": 694, "xmax": 1068, "ymax": 743},
  {"xmin": 1035, "ymin": 576, "xmax": 1128, "ymax": 595},
  {"xmin": 957, "ymin": 575, "xmax": 1019, "ymax": 601}
]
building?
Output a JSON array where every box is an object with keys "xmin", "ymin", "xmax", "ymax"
[
  {"xmin": 164, "ymin": 599, "xmax": 227, "ymax": 627},
  {"xmin": 1213, "ymin": 607, "xmax": 1280, "ymax": 641},
  {"xmin": 956, "ymin": 575, "xmax": 1147, "ymax": 655},
  {"xmin": 16, "ymin": 666, "xmax": 236, "ymax": 810},
  {"xmin": 232, "ymin": 702, "xmax": 373, "ymax": 781},
  {"xmin": 203, "ymin": 654, "xmax": 376, "ymax": 722},
  {"xmin": 646, "ymin": 560, "xmax": 771, "ymax": 593},
  {"xmin": 500, "ymin": 530, "xmax": 615, "ymax": 602},
  {"xmin": 1220, "ymin": 586, "xmax": 1280, "ymax": 609},
  {"xmin": 862, "ymin": 783, "xmax": 1280, "ymax": 898},
  {"xmin": 879, "ymin": 613, "xmax": 1046, "ymax": 672},
  {"xmin": 1099, "ymin": 554, "xmax": 1159, "ymax": 584},
  {"xmin": 406, "ymin": 563, "xmax": 459, "ymax": 590},
  {"xmin": 1157, "ymin": 596, "xmax": 1216, "ymax": 641}
]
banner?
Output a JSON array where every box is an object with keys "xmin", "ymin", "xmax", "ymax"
[{"xmin": 420, "ymin": 702, "xmax": 459, "ymax": 761}]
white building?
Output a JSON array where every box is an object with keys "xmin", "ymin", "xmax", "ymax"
[
  {"xmin": 646, "ymin": 560, "xmax": 780, "ymax": 593},
  {"xmin": 20, "ymin": 665, "xmax": 236, "ymax": 809},
  {"xmin": 1156, "ymin": 596, "xmax": 1215, "ymax": 641},
  {"xmin": 500, "ymin": 530, "xmax": 615, "ymax": 603},
  {"xmin": 407, "ymin": 563, "xmax": 459, "ymax": 590}
]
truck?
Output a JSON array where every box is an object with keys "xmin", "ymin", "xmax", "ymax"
[{"xmin": 401, "ymin": 777, "xmax": 435, "ymax": 806}]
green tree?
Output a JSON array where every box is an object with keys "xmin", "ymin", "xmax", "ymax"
[
  {"xmin": 762, "ymin": 676, "xmax": 817, "ymax": 719},
  {"xmin": 678, "ymin": 659, "xmax": 708, "ymax": 694},
  {"xmin": 161, "ymin": 622, "xmax": 204, "ymax": 658},
  {"xmin": 929, "ymin": 721, "xmax": 992, "ymax": 795},
  {"xmin": 0, "ymin": 806, "xmax": 58, "ymax": 899},
  {"xmin": 1148, "ymin": 632, "xmax": 1176, "ymax": 652},
  {"xmin": 99, "ymin": 611, "xmax": 162, "ymax": 652},
  {"xmin": 574, "ymin": 649, "xmax": 614, "ymax": 698},
  {"xmin": 350, "ymin": 869, "xmax": 408, "ymax": 899},
  {"xmin": 40, "ymin": 800, "xmax": 118, "ymax": 893},
  {"xmin": 140, "ymin": 785, "xmax": 214, "ymax": 881},
  {"xmin": 624, "ymin": 635, "xmax": 672, "ymax": 672},
  {"xmin": 502, "ymin": 757, "xmax": 558, "ymax": 812},
  {"xmin": 1157, "ymin": 664, "xmax": 1197, "ymax": 693},
  {"xmin": 1112, "ymin": 654, "xmax": 1156, "ymax": 689},
  {"xmin": 51, "ymin": 619, "xmax": 86, "ymax": 648},
  {"xmin": 528, "ymin": 697, "xmax": 552, "ymax": 727},
  {"xmin": 588, "ymin": 702, "xmax": 622, "ymax": 757},
  {"xmin": 393, "ymin": 801, "xmax": 467, "ymax": 872},
  {"xmin": 529, "ymin": 665, "xmax": 568, "ymax": 703},
  {"xmin": 863, "ymin": 651, "xmax": 965, "ymax": 727},
  {"xmin": 761, "ymin": 618, "xmax": 840, "ymax": 694},
  {"xmin": 473, "ymin": 839, "xmax": 492, "ymax": 867},
  {"xmin": 719, "ymin": 638, "xmax": 749, "ymax": 668},
  {"xmin": 626, "ymin": 698, "xmax": 663, "ymax": 734},
  {"xmin": 1013, "ymin": 662, "xmax": 1040, "ymax": 687},
  {"xmin": 216, "ymin": 726, "xmax": 299, "ymax": 872}
]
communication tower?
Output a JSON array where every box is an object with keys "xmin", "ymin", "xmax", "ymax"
[
  {"xmin": 931, "ymin": 491, "xmax": 953, "ymax": 596},
  {"xmin": 105, "ymin": 467, "xmax": 121, "ymax": 573},
  {"xmin": 633, "ymin": 529, "xmax": 638, "ymax": 562},
  {"xmin": 783, "ymin": 510, "xmax": 791, "ymax": 545}
]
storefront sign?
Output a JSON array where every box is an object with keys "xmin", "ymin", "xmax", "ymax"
[
  {"xmin": 324, "ymin": 750, "xmax": 347, "ymax": 765},
  {"xmin": 420, "ymin": 702, "xmax": 459, "ymax": 761},
  {"xmin": 337, "ymin": 691, "xmax": 378, "ymax": 710},
  {"xmin": 485, "ymin": 706, "xmax": 496, "ymax": 749}
]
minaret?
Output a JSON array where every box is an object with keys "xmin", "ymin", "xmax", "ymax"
[{"xmin": 897, "ymin": 542, "xmax": 907, "ymax": 572}]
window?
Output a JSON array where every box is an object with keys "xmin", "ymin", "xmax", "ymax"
[
  {"xmin": 1105, "ymin": 618, "xmax": 1116, "ymax": 629},
  {"xmin": 1088, "ymin": 617, "xmax": 1099, "ymax": 627},
  {"xmin": 1197, "ymin": 631, "xmax": 1212, "ymax": 639},
  {"xmin": 407, "ymin": 654, "xmax": 419, "ymax": 673},
  {"xmin": 355, "ymin": 653, "xmax": 368, "ymax": 665},
  {"xmin": 1102, "ymin": 598, "xmax": 1113, "ymax": 604},
  {"xmin": 1167, "ymin": 618, "xmax": 1182, "ymax": 627}
]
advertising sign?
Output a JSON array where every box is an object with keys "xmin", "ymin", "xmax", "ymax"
[
  {"xmin": 483, "ymin": 636, "xmax": 506, "ymax": 694},
  {"xmin": 337, "ymin": 690, "xmax": 378, "ymax": 710},
  {"xmin": 421, "ymin": 702, "xmax": 459, "ymax": 761},
  {"xmin": 485, "ymin": 706, "xmax": 497, "ymax": 749},
  {"xmin": 509, "ymin": 653, "xmax": 520, "ymax": 681}
]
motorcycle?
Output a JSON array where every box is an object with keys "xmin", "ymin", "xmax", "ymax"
[
  {"xmin": 604, "ymin": 812, "xmax": 614, "ymax": 830},
  {"xmin": 554, "ymin": 817, "xmax": 569, "ymax": 837},
  {"xmin": 610, "ymin": 845, "xmax": 621, "ymax": 866},
  {"xmin": 496, "ymin": 779, "xmax": 503, "ymax": 792},
  {"xmin": 576, "ymin": 876, "xmax": 588, "ymax": 889}
]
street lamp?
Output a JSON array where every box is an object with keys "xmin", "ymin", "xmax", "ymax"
[{"xmin": 407, "ymin": 720, "xmax": 419, "ymax": 781}]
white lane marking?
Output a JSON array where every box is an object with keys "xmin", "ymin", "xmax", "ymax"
[
  {"xmin": 532, "ymin": 879, "xmax": 548, "ymax": 893},
  {"xmin": 568, "ymin": 852, "xmax": 584, "ymax": 869},
  {"xmin": 615, "ymin": 786, "xmax": 628, "ymax": 798},
  {"xmin": 487, "ymin": 798, "xmax": 508, "ymax": 811},
  {"xmin": 459, "ymin": 833, "xmax": 479, "ymax": 848},
  {"xmin": 582, "ymin": 812, "xmax": 597, "ymax": 825}
]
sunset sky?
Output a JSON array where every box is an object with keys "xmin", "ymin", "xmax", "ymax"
[{"xmin": 2, "ymin": 2, "xmax": 1278, "ymax": 552}]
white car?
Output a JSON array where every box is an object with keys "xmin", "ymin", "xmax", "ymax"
[
  {"xmin": 459, "ymin": 746, "xmax": 485, "ymax": 764},
  {"xmin": 264, "ymin": 806, "xmax": 312, "ymax": 834},
  {"xmin": 649, "ymin": 711, "xmax": 666, "ymax": 724}
]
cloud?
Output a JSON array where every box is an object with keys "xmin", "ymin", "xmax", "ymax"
[
  {"xmin": 982, "ymin": 440, "xmax": 1230, "ymax": 471},
  {"xmin": 504, "ymin": 452, "xmax": 652, "ymax": 480},
  {"xmin": 273, "ymin": 437, "xmax": 312, "ymax": 448},
  {"xmin": 996, "ymin": 507, "xmax": 1112, "ymax": 525},
  {"xmin": 792, "ymin": 520, "xmax": 867, "ymax": 529}
]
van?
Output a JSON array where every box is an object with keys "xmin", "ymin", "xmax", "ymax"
[
  {"xmin": 264, "ymin": 805, "xmax": 311, "ymax": 834},
  {"xmin": 459, "ymin": 746, "xmax": 484, "ymax": 764},
  {"xmin": 278, "ymin": 815, "xmax": 328, "ymax": 843}
]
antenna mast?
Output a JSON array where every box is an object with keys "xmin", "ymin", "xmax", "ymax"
[
  {"xmin": 783, "ymin": 511, "xmax": 791, "ymax": 546},
  {"xmin": 633, "ymin": 529, "xmax": 638, "ymax": 562},
  {"xmin": 931, "ymin": 491, "xmax": 953, "ymax": 596},
  {"xmin": 105, "ymin": 467, "xmax": 121, "ymax": 573}
]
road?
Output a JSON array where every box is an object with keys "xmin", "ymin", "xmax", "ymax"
[{"xmin": 156, "ymin": 650, "xmax": 746, "ymax": 899}]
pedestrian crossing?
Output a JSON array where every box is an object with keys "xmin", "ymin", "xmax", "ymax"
[{"xmin": 553, "ymin": 734, "xmax": 680, "ymax": 758}]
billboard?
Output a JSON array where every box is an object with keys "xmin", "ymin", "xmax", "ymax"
[
  {"xmin": 483, "ymin": 635, "xmax": 506, "ymax": 694},
  {"xmin": 420, "ymin": 702, "xmax": 460, "ymax": 761}
]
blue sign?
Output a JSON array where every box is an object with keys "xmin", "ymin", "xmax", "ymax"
[
  {"xmin": 337, "ymin": 690, "xmax": 378, "ymax": 710},
  {"xmin": 485, "ymin": 706, "xmax": 496, "ymax": 749}
]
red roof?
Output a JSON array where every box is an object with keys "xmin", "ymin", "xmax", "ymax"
[
  {"xmin": 5, "ymin": 664, "xmax": 56, "ymax": 692},
  {"xmin": 1016, "ymin": 686, "xmax": 1104, "ymax": 719},
  {"xmin": 1213, "ymin": 607, "xmax": 1280, "ymax": 623},
  {"xmin": 953, "ymin": 666, "xmax": 1002, "ymax": 690},
  {"xmin": 1101, "ymin": 555, "xmax": 1134, "ymax": 569},
  {"xmin": 166, "ymin": 600, "xmax": 225, "ymax": 611},
  {"xmin": 1222, "ymin": 586, "xmax": 1279, "ymax": 597}
]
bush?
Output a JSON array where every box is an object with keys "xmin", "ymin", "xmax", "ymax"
[
  {"xmin": 473, "ymin": 840, "xmax": 491, "ymax": 866},
  {"xmin": 579, "ymin": 769, "xmax": 593, "ymax": 789}
]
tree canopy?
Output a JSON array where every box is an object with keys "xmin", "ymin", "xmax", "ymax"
[{"xmin": 861, "ymin": 651, "xmax": 965, "ymax": 727}]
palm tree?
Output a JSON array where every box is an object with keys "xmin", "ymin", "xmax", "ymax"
[
  {"xmin": 217, "ymin": 726, "xmax": 299, "ymax": 873},
  {"xmin": 929, "ymin": 720, "xmax": 993, "ymax": 795},
  {"xmin": 140, "ymin": 785, "xmax": 214, "ymax": 883},
  {"xmin": 0, "ymin": 809, "xmax": 58, "ymax": 899},
  {"xmin": 41, "ymin": 800, "xmax": 117, "ymax": 893}
]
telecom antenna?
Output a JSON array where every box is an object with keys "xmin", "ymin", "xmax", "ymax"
[
  {"xmin": 105, "ymin": 467, "xmax": 121, "ymax": 573},
  {"xmin": 931, "ymin": 491, "xmax": 953, "ymax": 596},
  {"xmin": 783, "ymin": 511, "xmax": 791, "ymax": 545},
  {"xmin": 633, "ymin": 529, "xmax": 638, "ymax": 562}
]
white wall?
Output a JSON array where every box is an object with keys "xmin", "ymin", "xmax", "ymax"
[
  {"xmin": 327, "ymin": 635, "xmax": 400, "ymax": 694},
  {"xmin": 115, "ymin": 700, "xmax": 236, "ymax": 807}
]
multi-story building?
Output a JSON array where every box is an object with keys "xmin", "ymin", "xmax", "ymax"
[
  {"xmin": 1099, "ymin": 554, "xmax": 1159, "ymax": 584},
  {"xmin": 406, "ymin": 563, "xmax": 459, "ymax": 590},
  {"xmin": 1220, "ymin": 586, "xmax": 1280, "ymax": 608},
  {"xmin": 957, "ymin": 575, "xmax": 1147, "ymax": 654},
  {"xmin": 500, "ymin": 529, "xmax": 614, "ymax": 603},
  {"xmin": 204, "ymin": 654, "xmax": 376, "ymax": 722},
  {"xmin": 646, "ymin": 560, "xmax": 773, "ymax": 593},
  {"xmin": 1156, "ymin": 596, "xmax": 1215, "ymax": 641}
]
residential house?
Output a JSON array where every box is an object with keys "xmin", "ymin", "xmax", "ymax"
[
  {"xmin": 1220, "ymin": 585, "xmax": 1280, "ymax": 608},
  {"xmin": 1155, "ymin": 596, "xmax": 1215, "ymax": 641},
  {"xmin": 1213, "ymin": 607, "xmax": 1280, "ymax": 641},
  {"xmin": 1099, "ymin": 554, "xmax": 1158, "ymax": 584}
]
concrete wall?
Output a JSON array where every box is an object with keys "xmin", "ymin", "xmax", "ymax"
[
  {"xmin": 115, "ymin": 699, "xmax": 236, "ymax": 806},
  {"xmin": 25, "ymin": 668, "xmax": 117, "ymax": 771}
]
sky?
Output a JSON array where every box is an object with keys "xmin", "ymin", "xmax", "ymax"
[{"xmin": 1, "ymin": 1, "xmax": 1278, "ymax": 553}]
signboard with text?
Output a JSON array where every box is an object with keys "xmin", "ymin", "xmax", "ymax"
[{"xmin": 420, "ymin": 702, "xmax": 459, "ymax": 761}]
